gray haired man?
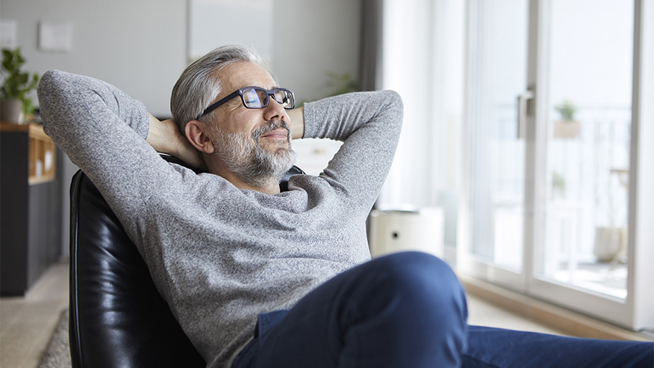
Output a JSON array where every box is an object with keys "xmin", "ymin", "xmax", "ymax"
[{"xmin": 38, "ymin": 45, "xmax": 653, "ymax": 368}]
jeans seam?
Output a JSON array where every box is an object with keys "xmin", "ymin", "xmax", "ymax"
[
  {"xmin": 343, "ymin": 299, "xmax": 363, "ymax": 368},
  {"xmin": 463, "ymin": 354, "xmax": 503, "ymax": 368}
]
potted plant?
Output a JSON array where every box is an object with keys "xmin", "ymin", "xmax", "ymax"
[
  {"xmin": 297, "ymin": 71, "xmax": 360, "ymax": 107},
  {"xmin": 593, "ymin": 169, "xmax": 628, "ymax": 264},
  {"xmin": 553, "ymin": 100, "xmax": 581, "ymax": 139},
  {"xmin": 0, "ymin": 48, "xmax": 39, "ymax": 124},
  {"xmin": 325, "ymin": 71, "xmax": 359, "ymax": 96},
  {"xmin": 551, "ymin": 171, "xmax": 566, "ymax": 200}
]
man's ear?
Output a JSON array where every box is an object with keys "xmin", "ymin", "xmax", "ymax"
[{"xmin": 185, "ymin": 120, "xmax": 216, "ymax": 154}]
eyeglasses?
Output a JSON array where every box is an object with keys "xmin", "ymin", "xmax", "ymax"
[{"xmin": 197, "ymin": 86, "xmax": 296, "ymax": 119}]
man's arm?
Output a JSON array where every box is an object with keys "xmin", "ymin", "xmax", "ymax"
[
  {"xmin": 38, "ymin": 69, "xmax": 182, "ymax": 242},
  {"xmin": 302, "ymin": 91, "xmax": 403, "ymax": 208}
]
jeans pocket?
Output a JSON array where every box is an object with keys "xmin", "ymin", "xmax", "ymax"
[
  {"xmin": 232, "ymin": 310, "xmax": 290, "ymax": 368},
  {"xmin": 255, "ymin": 309, "xmax": 290, "ymax": 337},
  {"xmin": 232, "ymin": 339, "xmax": 255, "ymax": 368}
]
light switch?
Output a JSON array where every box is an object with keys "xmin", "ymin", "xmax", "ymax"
[
  {"xmin": 0, "ymin": 20, "xmax": 17, "ymax": 49},
  {"xmin": 39, "ymin": 21, "xmax": 72, "ymax": 52}
]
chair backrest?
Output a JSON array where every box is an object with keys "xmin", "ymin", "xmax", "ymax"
[
  {"xmin": 68, "ymin": 157, "xmax": 304, "ymax": 368},
  {"xmin": 69, "ymin": 170, "xmax": 206, "ymax": 368}
]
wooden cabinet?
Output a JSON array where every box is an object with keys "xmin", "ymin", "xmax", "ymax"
[{"xmin": 1, "ymin": 123, "xmax": 62, "ymax": 296}]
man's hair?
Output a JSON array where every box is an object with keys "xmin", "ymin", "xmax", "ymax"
[{"xmin": 170, "ymin": 45, "xmax": 263, "ymax": 134}]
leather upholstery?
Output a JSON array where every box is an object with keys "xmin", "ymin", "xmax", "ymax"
[
  {"xmin": 69, "ymin": 157, "xmax": 304, "ymax": 368},
  {"xmin": 69, "ymin": 170, "xmax": 206, "ymax": 367}
]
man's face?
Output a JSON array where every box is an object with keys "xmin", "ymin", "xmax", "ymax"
[{"xmin": 206, "ymin": 61, "xmax": 296, "ymax": 187}]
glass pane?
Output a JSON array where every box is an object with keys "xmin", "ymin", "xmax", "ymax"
[
  {"xmin": 540, "ymin": 0, "xmax": 633, "ymax": 299},
  {"xmin": 469, "ymin": 0, "xmax": 528, "ymax": 272}
]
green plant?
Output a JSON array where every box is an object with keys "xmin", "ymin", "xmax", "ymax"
[
  {"xmin": 555, "ymin": 100, "xmax": 576, "ymax": 122},
  {"xmin": 1, "ymin": 48, "xmax": 40, "ymax": 116},
  {"xmin": 297, "ymin": 72, "xmax": 360, "ymax": 107},
  {"xmin": 325, "ymin": 72, "xmax": 359, "ymax": 97},
  {"xmin": 551, "ymin": 171, "xmax": 566, "ymax": 198}
]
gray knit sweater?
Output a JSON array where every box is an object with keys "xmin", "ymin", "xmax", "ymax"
[{"xmin": 38, "ymin": 70, "xmax": 403, "ymax": 367}]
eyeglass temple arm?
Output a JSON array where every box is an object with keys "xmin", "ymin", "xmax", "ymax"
[{"xmin": 196, "ymin": 90, "xmax": 241, "ymax": 120}]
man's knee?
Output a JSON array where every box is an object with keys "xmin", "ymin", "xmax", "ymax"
[
  {"xmin": 373, "ymin": 251, "xmax": 460, "ymax": 287},
  {"xmin": 358, "ymin": 252, "xmax": 468, "ymax": 362},
  {"xmin": 369, "ymin": 252, "xmax": 466, "ymax": 311}
]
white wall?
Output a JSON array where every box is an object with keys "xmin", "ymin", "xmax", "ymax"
[
  {"xmin": 1, "ymin": 0, "xmax": 362, "ymax": 256},
  {"xmin": 1, "ymin": 0, "xmax": 188, "ymax": 258},
  {"xmin": 272, "ymin": 0, "xmax": 361, "ymax": 102},
  {"xmin": 1, "ymin": 0, "xmax": 188, "ymax": 117},
  {"xmin": 188, "ymin": 0, "xmax": 362, "ymax": 103},
  {"xmin": 1, "ymin": 0, "xmax": 361, "ymax": 113}
]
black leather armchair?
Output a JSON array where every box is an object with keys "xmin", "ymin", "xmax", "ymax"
[
  {"xmin": 69, "ymin": 168, "xmax": 206, "ymax": 367},
  {"xmin": 69, "ymin": 156, "xmax": 303, "ymax": 367}
]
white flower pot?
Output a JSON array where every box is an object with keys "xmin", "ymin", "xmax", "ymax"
[
  {"xmin": 0, "ymin": 99, "xmax": 24, "ymax": 124},
  {"xmin": 593, "ymin": 227, "xmax": 627, "ymax": 262},
  {"xmin": 553, "ymin": 120, "xmax": 581, "ymax": 139}
]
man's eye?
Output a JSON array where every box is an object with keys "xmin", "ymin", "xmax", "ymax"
[{"xmin": 246, "ymin": 98, "xmax": 263, "ymax": 107}]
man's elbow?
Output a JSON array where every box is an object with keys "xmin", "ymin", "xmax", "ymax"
[
  {"xmin": 381, "ymin": 90, "xmax": 404, "ymax": 124},
  {"xmin": 37, "ymin": 70, "xmax": 67, "ymax": 115}
]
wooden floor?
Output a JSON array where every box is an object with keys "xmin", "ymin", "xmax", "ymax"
[
  {"xmin": 1, "ymin": 260, "xmax": 69, "ymax": 368},
  {"xmin": 0, "ymin": 259, "xmax": 569, "ymax": 368}
]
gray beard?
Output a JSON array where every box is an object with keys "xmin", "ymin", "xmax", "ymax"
[{"xmin": 212, "ymin": 120, "xmax": 296, "ymax": 188}]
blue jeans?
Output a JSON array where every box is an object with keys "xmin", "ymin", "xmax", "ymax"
[{"xmin": 232, "ymin": 252, "xmax": 654, "ymax": 368}]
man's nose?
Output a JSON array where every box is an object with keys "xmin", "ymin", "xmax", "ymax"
[{"xmin": 263, "ymin": 98, "xmax": 287, "ymax": 121}]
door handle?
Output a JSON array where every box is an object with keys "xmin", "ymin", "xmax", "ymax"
[{"xmin": 517, "ymin": 90, "xmax": 534, "ymax": 139}]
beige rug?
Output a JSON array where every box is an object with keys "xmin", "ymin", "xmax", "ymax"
[{"xmin": 39, "ymin": 309, "xmax": 71, "ymax": 368}]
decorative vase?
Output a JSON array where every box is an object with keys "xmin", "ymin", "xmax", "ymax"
[
  {"xmin": 593, "ymin": 227, "xmax": 627, "ymax": 263},
  {"xmin": 553, "ymin": 120, "xmax": 581, "ymax": 139},
  {"xmin": 0, "ymin": 99, "xmax": 24, "ymax": 124}
]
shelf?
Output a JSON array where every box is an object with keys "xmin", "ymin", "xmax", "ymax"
[
  {"xmin": 0, "ymin": 122, "xmax": 62, "ymax": 296},
  {"xmin": 0, "ymin": 123, "xmax": 56, "ymax": 184}
]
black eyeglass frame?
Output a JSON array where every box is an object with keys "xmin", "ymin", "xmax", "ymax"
[{"xmin": 197, "ymin": 86, "xmax": 295, "ymax": 120}]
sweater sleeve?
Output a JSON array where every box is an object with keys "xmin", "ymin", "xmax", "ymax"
[
  {"xmin": 302, "ymin": 90, "xmax": 403, "ymax": 209},
  {"xmin": 37, "ymin": 70, "xmax": 175, "ymax": 240}
]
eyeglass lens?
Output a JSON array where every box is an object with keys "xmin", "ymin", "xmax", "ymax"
[{"xmin": 242, "ymin": 88, "xmax": 294, "ymax": 109}]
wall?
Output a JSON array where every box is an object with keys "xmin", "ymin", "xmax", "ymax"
[
  {"xmin": 272, "ymin": 0, "xmax": 362, "ymax": 102},
  {"xmin": 1, "ymin": 0, "xmax": 362, "ymax": 256},
  {"xmin": 1, "ymin": 0, "xmax": 187, "ymax": 258},
  {"xmin": 1, "ymin": 0, "xmax": 361, "ymax": 113},
  {"xmin": 0, "ymin": 0, "xmax": 188, "ymax": 117}
]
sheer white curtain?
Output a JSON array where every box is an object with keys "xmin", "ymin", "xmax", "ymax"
[{"xmin": 377, "ymin": 0, "xmax": 465, "ymax": 211}]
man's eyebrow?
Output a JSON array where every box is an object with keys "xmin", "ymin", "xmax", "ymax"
[{"xmin": 241, "ymin": 85, "xmax": 279, "ymax": 90}]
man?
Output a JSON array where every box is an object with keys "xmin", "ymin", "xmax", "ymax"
[{"xmin": 39, "ymin": 45, "xmax": 652, "ymax": 368}]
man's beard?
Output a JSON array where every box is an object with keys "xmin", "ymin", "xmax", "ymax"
[{"xmin": 211, "ymin": 119, "xmax": 296, "ymax": 188}]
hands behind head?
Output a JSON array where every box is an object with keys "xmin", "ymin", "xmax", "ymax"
[{"xmin": 147, "ymin": 115, "xmax": 207, "ymax": 171}]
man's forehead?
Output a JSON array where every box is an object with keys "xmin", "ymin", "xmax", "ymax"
[{"xmin": 217, "ymin": 61, "xmax": 276, "ymax": 91}]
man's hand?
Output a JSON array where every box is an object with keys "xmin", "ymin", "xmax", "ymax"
[
  {"xmin": 146, "ymin": 114, "xmax": 206, "ymax": 170},
  {"xmin": 288, "ymin": 107, "xmax": 305, "ymax": 139}
]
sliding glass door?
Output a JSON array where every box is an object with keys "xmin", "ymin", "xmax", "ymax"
[
  {"xmin": 531, "ymin": 0, "xmax": 633, "ymax": 314},
  {"xmin": 460, "ymin": 0, "xmax": 653, "ymax": 331},
  {"xmin": 458, "ymin": 0, "xmax": 530, "ymax": 292}
]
